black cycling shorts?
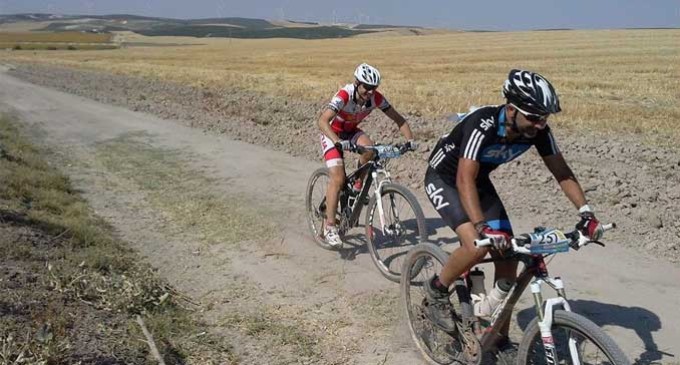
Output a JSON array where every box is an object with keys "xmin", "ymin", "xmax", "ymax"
[{"xmin": 424, "ymin": 166, "xmax": 513, "ymax": 234}]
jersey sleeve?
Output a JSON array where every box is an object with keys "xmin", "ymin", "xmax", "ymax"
[
  {"xmin": 534, "ymin": 126, "xmax": 560, "ymax": 157},
  {"xmin": 457, "ymin": 112, "xmax": 495, "ymax": 161},
  {"xmin": 374, "ymin": 91, "xmax": 391, "ymax": 111},
  {"xmin": 328, "ymin": 89, "xmax": 349, "ymax": 112}
]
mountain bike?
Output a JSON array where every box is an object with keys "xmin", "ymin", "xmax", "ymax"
[
  {"xmin": 305, "ymin": 143, "xmax": 427, "ymax": 282},
  {"xmin": 400, "ymin": 223, "xmax": 631, "ymax": 365}
]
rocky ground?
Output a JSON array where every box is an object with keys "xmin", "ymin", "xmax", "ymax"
[{"xmin": 8, "ymin": 63, "xmax": 680, "ymax": 264}]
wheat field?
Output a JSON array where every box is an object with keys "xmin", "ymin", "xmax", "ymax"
[{"xmin": 1, "ymin": 29, "xmax": 678, "ymax": 138}]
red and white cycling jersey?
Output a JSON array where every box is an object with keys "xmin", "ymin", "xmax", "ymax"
[{"xmin": 327, "ymin": 84, "xmax": 391, "ymax": 133}]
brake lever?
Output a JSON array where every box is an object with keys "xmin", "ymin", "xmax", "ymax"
[{"xmin": 575, "ymin": 232, "xmax": 606, "ymax": 249}]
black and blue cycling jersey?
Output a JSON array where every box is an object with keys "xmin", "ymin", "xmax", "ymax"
[
  {"xmin": 428, "ymin": 105, "xmax": 559, "ymax": 181},
  {"xmin": 424, "ymin": 105, "xmax": 560, "ymax": 233}
]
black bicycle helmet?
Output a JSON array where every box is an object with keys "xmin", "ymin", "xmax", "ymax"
[{"xmin": 502, "ymin": 69, "xmax": 561, "ymax": 115}]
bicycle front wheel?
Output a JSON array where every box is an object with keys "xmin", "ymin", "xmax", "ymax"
[
  {"xmin": 518, "ymin": 310, "xmax": 631, "ymax": 365},
  {"xmin": 365, "ymin": 183, "xmax": 427, "ymax": 282}
]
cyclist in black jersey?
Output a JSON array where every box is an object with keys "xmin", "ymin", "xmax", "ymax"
[{"xmin": 423, "ymin": 69, "xmax": 605, "ymax": 356}]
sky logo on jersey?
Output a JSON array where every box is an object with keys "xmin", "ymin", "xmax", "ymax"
[
  {"xmin": 426, "ymin": 183, "xmax": 450, "ymax": 210},
  {"xmin": 480, "ymin": 117, "xmax": 494, "ymax": 131},
  {"xmin": 480, "ymin": 144, "xmax": 531, "ymax": 164}
]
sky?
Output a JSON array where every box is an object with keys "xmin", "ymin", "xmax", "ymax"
[{"xmin": 0, "ymin": 0, "xmax": 678, "ymax": 31}]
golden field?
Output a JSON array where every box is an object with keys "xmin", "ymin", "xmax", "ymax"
[{"xmin": 1, "ymin": 29, "xmax": 678, "ymax": 139}]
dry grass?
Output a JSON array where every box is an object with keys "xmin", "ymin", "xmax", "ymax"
[
  {"xmin": 92, "ymin": 132, "xmax": 277, "ymax": 246},
  {"xmin": 0, "ymin": 116, "xmax": 238, "ymax": 364},
  {"xmin": 1, "ymin": 29, "xmax": 678, "ymax": 137},
  {"xmin": 0, "ymin": 31, "xmax": 113, "ymax": 43}
]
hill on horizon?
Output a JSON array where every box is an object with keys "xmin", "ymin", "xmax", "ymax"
[{"xmin": 0, "ymin": 13, "xmax": 428, "ymax": 39}]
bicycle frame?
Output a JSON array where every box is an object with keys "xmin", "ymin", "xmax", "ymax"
[
  {"xmin": 314, "ymin": 144, "xmax": 408, "ymax": 241},
  {"xmin": 338, "ymin": 156, "xmax": 393, "ymax": 231},
  {"xmin": 477, "ymin": 254, "xmax": 574, "ymax": 364}
]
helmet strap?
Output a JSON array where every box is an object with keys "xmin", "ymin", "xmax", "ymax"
[{"xmin": 510, "ymin": 108, "xmax": 519, "ymax": 133}]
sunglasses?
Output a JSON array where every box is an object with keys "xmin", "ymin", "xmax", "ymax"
[
  {"xmin": 361, "ymin": 83, "xmax": 378, "ymax": 91},
  {"xmin": 513, "ymin": 104, "xmax": 549, "ymax": 124}
]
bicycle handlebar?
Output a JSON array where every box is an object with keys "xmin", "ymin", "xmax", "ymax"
[
  {"xmin": 474, "ymin": 223, "xmax": 616, "ymax": 254},
  {"xmin": 353, "ymin": 143, "xmax": 413, "ymax": 158}
]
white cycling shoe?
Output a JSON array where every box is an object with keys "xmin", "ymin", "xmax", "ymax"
[{"xmin": 324, "ymin": 225, "xmax": 343, "ymax": 249}]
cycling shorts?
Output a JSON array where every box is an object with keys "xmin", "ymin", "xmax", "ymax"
[
  {"xmin": 424, "ymin": 166, "xmax": 513, "ymax": 234},
  {"xmin": 319, "ymin": 130, "xmax": 365, "ymax": 168}
]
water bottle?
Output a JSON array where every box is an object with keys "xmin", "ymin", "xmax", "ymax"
[
  {"xmin": 469, "ymin": 267, "xmax": 487, "ymax": 330},
  {"xmin": 473, "ymin": 278, "xmax": 512, "ymax": 319},
  {"xmin": 469, "ymin": 267, "xmax": 486, "ymax": 296}
]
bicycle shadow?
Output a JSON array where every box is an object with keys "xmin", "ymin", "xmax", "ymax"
[
  {"xmin": 516, "ymin": 300, "xmax": 673, "ymax": 364},
  {"xmin": 424, "ymin": 217, "xmax": 460, "ymax": 246},
  {"xmin": 337, "ymin": 217, "xmax": 429, "ymax": 263},
  {"xmin": 338, "ymin": 233, "xmax": 369, "ymax": 261}
]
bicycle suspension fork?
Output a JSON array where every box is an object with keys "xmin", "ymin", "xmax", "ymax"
[
  {"xmin": 371, "ymin": 168, "xmax": 391, "ymax": 233},
  {"xmin": 532, "ymin": 276, "xmax": 576, "ymax": 365}
]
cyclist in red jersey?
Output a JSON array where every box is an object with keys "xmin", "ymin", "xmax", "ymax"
[{"xmin": 317, "ymin": 63, "xmax": 416, "ymax": 248}]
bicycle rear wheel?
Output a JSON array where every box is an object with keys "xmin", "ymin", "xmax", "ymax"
[
  {"xmin": 518, "ymin": 310, "xmax": 631, "ymax": 365},
  {"xmin": 366, "ymin": 183, "xmax": 427, "ymax": 282},
  {"xmin": 400, "ymin": 243, "xmax": 480, "ymax": 365},
  {"xmin": 305, "ymin": 167, "xmax": 338, "ymax": 250}
]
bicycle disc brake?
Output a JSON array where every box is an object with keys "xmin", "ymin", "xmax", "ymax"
[{"xmin": 385, "ymin": 222, "xmax": 405, "ymax": 238}]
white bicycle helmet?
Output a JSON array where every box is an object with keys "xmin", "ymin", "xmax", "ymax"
[
  {"xmin": 354, "ymin": 63, "xmax": 381, "ymax": 87},
  {"xmin": 502, "ymin": 69, "xmax": 561, "ymax": 115}
]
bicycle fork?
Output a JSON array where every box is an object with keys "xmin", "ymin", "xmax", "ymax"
[
  {"xmin": 371, "ymin": 169, "xmax": 394, "ymax": 235},
  {"xmin": 531, "ymin": 277, "xmax": 581, "ymax": 365}
]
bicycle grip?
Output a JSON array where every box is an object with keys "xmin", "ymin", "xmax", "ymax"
[{"xmin": 474, "ymin": 237, "xmax": 493, "ymax": 247}]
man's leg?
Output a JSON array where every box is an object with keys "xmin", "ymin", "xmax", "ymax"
[
  {"xmin": 323, "ymin": 165, "xmax": 345, "ymax": 247},
  {"xmin": 422, "ymin": 168, "xmax": 489, "ymax": 331},
  {"xmin": 487, "ymin": 246, "xmax": 518, "ymax": 342},
  {"xmin": 353, "ymin": 132, "xmax": 374, "ymax": 189},
  {"xmin": 325, "ymin": 165, "xmax": 345, "ymax": 227},
  {"xmin": 478, "ymin": 184, "xmax": 518, "ymax": 353},
  {"xmin": 438, "ymin": 222, "xmax": 490, "ymax": 285},
  {"xmin": 320, "ymin": 134, "xmax": 346, "ymax": 247}
]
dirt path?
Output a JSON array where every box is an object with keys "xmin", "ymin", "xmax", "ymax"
[{"xmin": 1, "ymin": 71, "xmax": 678, "ymax": 364}]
